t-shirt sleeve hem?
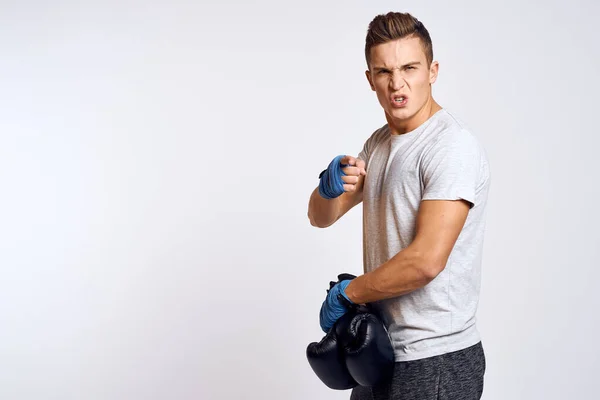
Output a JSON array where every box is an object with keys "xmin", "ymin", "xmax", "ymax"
[{"xmin": 421, "ymin": 190, "xmax": 475, "ymax": 208}]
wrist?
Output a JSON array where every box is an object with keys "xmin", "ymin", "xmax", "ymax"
[
  {"xmin": 339, "ymin": 280, "xmax": 356, "ymax": 304},
  {"xmin": 342, "ymin": 279, "xmax": 361, "ymax": 304},
  {"xmin": 318, "ymin": 155, "xmax": 347, "ymax": 200}
]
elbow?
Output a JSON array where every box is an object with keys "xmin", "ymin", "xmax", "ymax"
[
  {"xmin": 309, "ymin": 217, "xmax": 323, "ymax": 228},
  {"xmin": 308, "ymin": 212, "xmax": 331, "ymax": 228},
  {"xmin": 420, "ymin": 257, "xmax": 446, "ymax": 281},
  {"xmin": 407, "ymin": 242, "xmax": 448, "ymax": 282},
  {"xmin": 411, "ymin": 248, "xmax": 446, "ymax": 282},
  {"xmin": 308, "ymin": 211, "xmax": 336, "ymax": 228}
]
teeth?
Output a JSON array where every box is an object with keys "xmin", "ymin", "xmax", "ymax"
[{"xmin": 395, "ymin": 97, "xmax": 405, "ymax": 102}]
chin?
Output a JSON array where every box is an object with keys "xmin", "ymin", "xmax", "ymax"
[{"xmin": 386, "ymin": 107, "xmax": 413, "ymax": 121}]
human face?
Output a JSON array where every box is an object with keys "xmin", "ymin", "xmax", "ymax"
[{"xmin": 365, "ymin": 36, "xmax": 439, "ymax": 134}]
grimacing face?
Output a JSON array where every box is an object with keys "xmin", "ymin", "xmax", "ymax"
[{"xmin": 366, "ymin": 36, "xmax": 439, "ymax": 133}]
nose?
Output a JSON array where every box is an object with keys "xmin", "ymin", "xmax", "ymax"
[{"xmin": 390, "ymin": 71, "xmax": 405, "ymax": 91}]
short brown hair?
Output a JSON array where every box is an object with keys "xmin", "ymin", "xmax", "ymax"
[{"xmin": 365, "ymin": 12, "xmax": 434, "ymax": 69}]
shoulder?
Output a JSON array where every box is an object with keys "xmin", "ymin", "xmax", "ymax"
[
  {"xmin": 367, "ymin": 124, "xmax": 390, "ymax": 145},
  {"xmin": 358, "ymin": 124, "xmax": 390, "ymax": 161},
  {"xmin": 419, "ymin": 110, "xmax": 491, "ymax": 181},
  {"xmin": 424, "ymin": 109, "xmax": 486, "ymax": 158}
]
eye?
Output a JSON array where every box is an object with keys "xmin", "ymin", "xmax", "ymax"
[
  {"xmin": 406, "ymin": 66, "xmax": 416, "ymax": 70},
  {"xmin": 378, "ymin": 70, "xmax": 389, "ymax": 74}
]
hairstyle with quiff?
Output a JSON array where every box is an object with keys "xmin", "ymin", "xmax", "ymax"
[{"xmin": 365, "ymin": 12, "xmax": 434, "ymax": 69}]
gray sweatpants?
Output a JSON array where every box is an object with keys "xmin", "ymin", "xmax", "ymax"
[{"xmin": 350, "ymin": 342, "xmax": 486, "ymax": 400}]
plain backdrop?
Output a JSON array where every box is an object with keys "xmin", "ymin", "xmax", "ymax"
[{"xmin": 0, "ymin": 0, "xmax": 598, "ymax": 399}]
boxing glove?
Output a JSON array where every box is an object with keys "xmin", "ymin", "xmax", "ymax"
[
  {"xmin": 336, "ymin": 310, "xmax": 395, "ymax": 387},
  {"xmin": 306, "ymin": 310, "xmax": 358, "ymax": 389},
  {"xmin": 307, "ymin": 273, "xmax": 394, "ymax": 389},
  {"xmin": 306, "ymin": 274, "xmax": 359, "ymax": 390}
]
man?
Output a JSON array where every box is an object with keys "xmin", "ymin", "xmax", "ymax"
[{"xmin": 307, "ymin": 12, "xmax": 490, "ymax": 400}]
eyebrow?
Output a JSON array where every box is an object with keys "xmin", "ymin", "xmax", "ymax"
[{"xmin": 372, "ymin": 61, "xmax": 422, "ymax": 71}]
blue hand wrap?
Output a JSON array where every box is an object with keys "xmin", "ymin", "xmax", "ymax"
[
  {"xmin": 319, "ymin": 279, "xmax": 354, "ymax": 333},
  {"xmin": 318, "ymin": 155, "xmax": 348, "ymax": 200}
]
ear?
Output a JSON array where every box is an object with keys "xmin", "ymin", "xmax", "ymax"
[
  {"xmin": 429, "ymin": 61, "xmax": 439, "ymax": 84},
  {"xmin": 365, "ymin": 69, "xmax": 375, "ymax": 91}
]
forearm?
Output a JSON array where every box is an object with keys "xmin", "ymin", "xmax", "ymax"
[
  {"xmin": 307, "ymin": 187, "xmax": 343, "ymax": 228},
  {"xmin": 345, "ymin": 246, "xmax": 437, "ymax": 304}
]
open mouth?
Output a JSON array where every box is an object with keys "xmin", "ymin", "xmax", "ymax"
[{"xmin": 392, "ymin": 96, "xmax": 407, "ymax": 106}]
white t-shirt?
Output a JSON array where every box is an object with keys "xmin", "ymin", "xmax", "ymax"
[{"xmin": 357, "ymin": 108, "xmax": 491, "ymax": 362}]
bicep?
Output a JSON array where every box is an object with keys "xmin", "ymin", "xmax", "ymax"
[
  {"xmin": 411, "ymin": 199, "xmax": 470, "ymax": 275},
  {"xmin": 421, "ymin": 131, "xmax": 481, "ymax": 208}
]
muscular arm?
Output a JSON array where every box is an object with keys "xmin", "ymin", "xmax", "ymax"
[{"xmin": 344, "ymin": 199, "xmax": 470, "ymax": 304}]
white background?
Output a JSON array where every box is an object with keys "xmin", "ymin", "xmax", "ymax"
[{"xmin": 1, "ymin": 1, "xmax": 598, "ymax": 399}]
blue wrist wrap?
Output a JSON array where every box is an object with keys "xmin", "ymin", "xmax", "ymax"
[{"xmin": 318, "ymin": 155, "xmax": 348, "ymax": 200}]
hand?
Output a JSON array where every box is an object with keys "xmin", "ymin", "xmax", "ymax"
[
  {"xmin": 319, "ymin": 279, "xmax": 354, "ymax": 332},
  {"xmin": 339, "ymin": 156, "xmax": 366, "ymax": 193},
  {"xmin": 319, "ymin": 155, "xmax": 367, "ymax": 199}
]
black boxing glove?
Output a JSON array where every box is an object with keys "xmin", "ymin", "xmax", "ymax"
[
  {"xmin": 306, "ymin": 273, "xmax": 359, "ymax": 390},
  {"xmin": 306, "ymin": 311, "xmax": 358, "ymax": 390},
  {"xmin": 307, "ymin": 273, "xmax": 394, "ymax": 389},
  {"xmin": 335, "ymin": 310, "xmax": 395, "ymax": 387}
]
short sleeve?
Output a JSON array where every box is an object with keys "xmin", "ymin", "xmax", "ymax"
[
  {"xmin": 357, "ymin": 142, "xmax": 369, "ymax": 165},
  {"xmin": 357, "ymin": 126, "xmax": 386, "ymax": 168},
  {"xmin": 420, "ymin": 130, "xmax": 481, "ymax": 208}
]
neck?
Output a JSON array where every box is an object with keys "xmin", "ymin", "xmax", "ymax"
[{"xmin": 387, "ymin": 96, "xmax": 442, "ymax": 135}]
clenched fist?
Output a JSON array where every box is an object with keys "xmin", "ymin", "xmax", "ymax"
[
  {"xmin": 319, "ymin": 155, "xmax": 367, "ymax": 200},
  {"xmin": 338, "ymin": 155, "xmax": 366, "ymax": 193}
]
